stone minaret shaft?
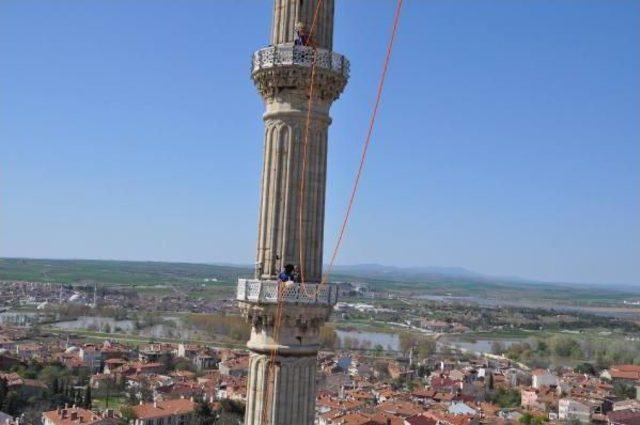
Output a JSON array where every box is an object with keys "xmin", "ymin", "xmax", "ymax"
[
  {"xmin": 271, "ymin": 0, "xmax": 334, "ymax": 49},
  {"xmin": 254, "ymin": 0, "xmax": 347, "ymax": 283},
  {"xmin": 238, "ymin": 0, "xmax": 347, "ymax": 424}
]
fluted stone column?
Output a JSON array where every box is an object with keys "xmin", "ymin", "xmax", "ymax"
[
  {"xmin": 240, "ymin": 302, "xmax": 332, "ymax": 425},
  {"xmin": 245, "ymin": 353, "xmax": 317, "ymax": 424},
  {"xmin": 238, "ymin": 1, "xmax": 348, "ymax": 424},
  {"xmin": 271, "ymin": 0, "xmax": 334, "ymax": 49},
  {"xmin": 253, "ymin": 0, "xmax": 347, "ymax": 283},
  {"xmin": 256, "ymin": 98, "xmax": 331, "ymax": 283}
]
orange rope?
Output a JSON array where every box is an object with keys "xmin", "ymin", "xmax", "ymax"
[{"xmin": 322, "ymin": 0, "xmax": 404, "ymax": 284}]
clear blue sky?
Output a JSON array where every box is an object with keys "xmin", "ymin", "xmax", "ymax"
[{"xmin": 1, "ymin": 0, "xmax": 639, "ymax": 285}]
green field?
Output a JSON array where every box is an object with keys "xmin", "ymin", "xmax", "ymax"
[{"xmin": 0, "ymin": 258, "xmax": 251, "ymax": 285}]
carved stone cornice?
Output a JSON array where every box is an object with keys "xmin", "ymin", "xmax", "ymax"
[
  {"xmin": 253, "ymin": 66, "xmax": 347, "ymax": 102},
  {"xmin": 251, "ymin": 45, "xmax": 348, "ymax": 102},
  {"xmin": 239, "ymin": 302, "xmax": 332, "ymax": 334}
]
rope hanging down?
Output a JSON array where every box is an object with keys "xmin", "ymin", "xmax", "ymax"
[{"xmin": 323, "ymin": 0, "xmax": 404, "ymax": 284}]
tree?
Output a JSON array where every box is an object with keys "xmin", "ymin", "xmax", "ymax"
[
  {"xmin": 0, "ymin": 378, "xmax": 8, "ymax": 407},
  {"xmin": 550, "ymin": 336, "xmax": 583, "ymax": 358},
  {"xmin": 486, "ymin": 373, "xmax": 494, "ymax": 390},
  {"xmin": 83, "ymin": 384, "xmax": 92, "ymax": 409},
  {"xmin": 491, "ymin": 341, "xmax": 505, "ymax": 355},
  {"xmin": 373, "ymin": 344, "xmax": 384, "ymax": 357},
  {"xmin": 536, "ymin": 340, "xmax": 548, "ymax": 354},
  {"xmin": 520, "ymin": 412, "xmax": 547, "ymax": 424},
  {"xmin": 399, "ymin": 332, "xmax": 435, "ymax": 359},
  {"xmin": 195, "ymin": 399, "xmax": 216, "ymax": 425},
  {"xmin": 120, "ymin": 405, "xmax": 138, "ymax": 425},
  {"xmin": 613, "ymin": 382, "xmax": 636, "ymax": 399},
  {"xmin": 520, "ymin": 413, "xmax": 533, "ymax": 424},
  {"xmin": 489, "ymin": 388, "xmax": 521, "ymax": 408},
  {"xmin": 2, "ymin": 391, "xmax": 22, "ymax": 416},
  {"xmin": 416, "ymin": 364, "xmax": 431, "ymax": 378},
  {"xmin": 574, "ymin": 362, "xmax": 596, "ymax": 375}
]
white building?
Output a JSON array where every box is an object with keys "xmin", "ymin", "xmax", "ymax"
[
  {"xmin": 79, "ymin": 344, "xmax": 103, "ymax": 372},
  {"xmin": 532, "ymin": 369, "xmax": 558, "ymax": 389},
  {"xmin": 558, "ymin": 398, "xmax": 594, "ymax": 424}
]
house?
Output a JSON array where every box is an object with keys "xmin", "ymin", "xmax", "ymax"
[
  {"xmin": 423, "ymin": 411, "xmax": 478, "ymax": 425},
  {"xmin": 613, "ymin": 400, "xmax": 640, "ymax": 412},
  {"xmin": 130, "ymin": 398, "xmax": 197, "ymax": 425},
  {"xmin": 176, "ymin": 344, "xmax": 199, "ymax": 359},
  {"xmin": 608, "ymin": 409, "xmax": 640, "ymax": 425},
  {"xmin": 0, "ymin": 411, "xmax": 12, "ymax": 425},
  {"xmin": 138, "ymin": 344, "xmax": 174, "ymax": 365},
  {"xmin": 531, "ymin": 369, "xmax": 558, "ymax": 389},
  {"xmin": 193, "ymin": 353, "xmax": 217, "ymax": 371},
  {"xmin": 101, "ymin": 341, "xmax": 133, "ymax": 361},
  {"xmin": 368, "ymin": 412, "xmax": 405, "ymax": 425},
  {"xmin": 0, "ymin": 354, "xmax": 21, "ymax": 370},
  {"xmin": 42, "ymin": 407, "xmax": 118, "ymax": 425},
  {"xmin": 15, "ymin": 343, "xmax": 46, "ymax": 361},
  {"xmin": 79, "ymin": 344, "xmax": 103, "ymax": 372},
  {"xmin": 330, "ymin": 412, "xmax": 376, "ymax": 425},
  {"xmin": 388, "ymin": 361, "xmax": 413, "ymax": 380},
  {"xmin": 420, "ymin": 319, "xmax": 450, "ymax": 332},
  {"xmin": 90, "ymin": 373, "xmax": 116, "ymax": 390},
  {"xmin": 133, "ymin": 362, "xmax": 165, "ymax": 375},
  {"xmin": 376, "ymin": 401, "xmax": 424, "ymax": 418},
  {"xmin": 430, "ymin": 376, "xmax": 460, "ymax": 393},
  {"xmin": 404, "ymin": 415, "xmax": 436, "ymax": 425},
  {"xmin": 448, "ymin": 370, "xmax": 466, "ymax": 382},
  {"xmin": 559, "ymin": 398, "xmax": 599, "ymax": 424},
  {"xmin": 216, "ymin": 376, "xmax": 247, "ymax": 401},
  {"xmin": 520, "ymin": 387, "xmax": 546, "ymax": 411},
  {"xmin": 603, "ymin": 365, "xmax": 640, "ymax": 383},
  {"xmin": 0, "ymin": 337, "xmax": 15, "ymax": 351},
  {"xmin": 448, "ymin": 401, "xmax": 477, "ymax": 416},
  {"xmin": 218, "ymin": 355, "xmax": 249, "ymax": 377},
  {"xmin": 103, "ymin": 358, "xmax": 127, "ymax": 374}
]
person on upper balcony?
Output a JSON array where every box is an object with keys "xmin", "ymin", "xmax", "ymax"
[{"xmin": 294, "ymin": 22, "xmax": 310, "ymax": 46}]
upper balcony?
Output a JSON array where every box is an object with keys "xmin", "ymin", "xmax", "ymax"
[
  {"xmin": 237, "ymin": 278, "xmax": 338, "ymax": 306},
  {"xmin": 252, "ymin": 44, "xmax": 350, "ymax": 80}
]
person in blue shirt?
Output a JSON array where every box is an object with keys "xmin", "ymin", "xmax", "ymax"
[{"xmin": 278, "ymin": 264, "xmax": 295, "ymax": 282}]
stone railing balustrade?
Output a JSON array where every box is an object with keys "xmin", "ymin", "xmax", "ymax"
[
  {"xmin": 237, "ymin": 279, "xmax": 338, "ymax": 306},
  {"xmin": 252, "ymin": 44, "xmax": 350, "ymax": 79}
]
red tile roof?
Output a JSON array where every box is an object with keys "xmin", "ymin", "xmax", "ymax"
[{"xmin": 131, "ymin": 399, "xmax": 196, "ymax": 420}]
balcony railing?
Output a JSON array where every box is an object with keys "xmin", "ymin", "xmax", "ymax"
[
  {"xmin": 237, "ymin": 278, "xmax": 338, "ymax": 306},
  {"xmin": 252, "ymin": 44, "xmax": 350, "ymax": 79}
]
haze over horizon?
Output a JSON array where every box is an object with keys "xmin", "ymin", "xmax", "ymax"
[
  {"xmin": 2, "ymin": 256, "xmax": 636, "ymax": 288},
  {"xmin": 2, "ymin": 1, "xmax": 639, "ymax": 286}
]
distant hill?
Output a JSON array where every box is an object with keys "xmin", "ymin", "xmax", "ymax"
[
  {"xmin": 1, "ymin": 258, "xmax": 638, "ymax": 304},
  {"xmin": 332, "ymin": 263, "xmax": 487, "ymax": 280},
  {"xmin": 329, "ymin": 263, "xmax": 640, "ymax": 304}
]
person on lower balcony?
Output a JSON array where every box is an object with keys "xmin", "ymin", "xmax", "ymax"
[
  {"xmin": 292, "ymin": 265, "xmax": 302, "ymax": 283},
  {"xmin": 278, "ymin": 264, "xmax": 294, "ymax": 282}
]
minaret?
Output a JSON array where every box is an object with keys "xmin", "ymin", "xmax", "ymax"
[{"xmin": 236, "ymin": 1, "xmax": 348, "ymax": 424}]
